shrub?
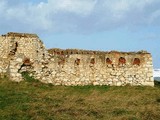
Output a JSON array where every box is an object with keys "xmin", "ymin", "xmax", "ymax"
[{"xmin": 21, "ymin": 71, "xmax": 38, "ymax": 83}]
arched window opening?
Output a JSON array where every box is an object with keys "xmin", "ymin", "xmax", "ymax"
[
  {"xmin": 106, "ymin": 58, "xmax": 112, "ymax": 64},
  {"xmin": 90, "ymin": 58, "xmax": 95, "ymax": 64},
  {"xmin": 61, "ymin": 51, "xmax": 64, "ymax": 55},
  {"xmin": 119, "ymin": 57, "xmax": 126, "ymax": 65},
  {"xmin": 75, "ymin": 58, "xmax": 80, "ymax": 65},
  {"xmin": 57, "ymin": 51, "xmax": 60, "ymax": 55},
  {"xmin": 23, "ymin": 58, "xmax": 31, "ymax": 66},
  {"xmin": 133, "ymin": 58, "xmax": 140, "ymax": 66}
]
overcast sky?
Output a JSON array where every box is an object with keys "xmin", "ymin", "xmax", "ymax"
[{"xmin": 0, "ymin": 0, "xmax": 160, "ymax": 68}]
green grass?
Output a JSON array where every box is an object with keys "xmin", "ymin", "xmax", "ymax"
[{"xmin": 0, "ymin": 77, "xmax": 160, "ymax": 120}]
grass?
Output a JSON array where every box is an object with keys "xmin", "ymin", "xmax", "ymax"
[{"xmin": 0, "ymin": 76, "xmax": 160, "ymax": 120}]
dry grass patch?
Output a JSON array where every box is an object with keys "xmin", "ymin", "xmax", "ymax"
[{"xmin": 0, "ymin": 77, "xmax": 160, "ymax": 120}]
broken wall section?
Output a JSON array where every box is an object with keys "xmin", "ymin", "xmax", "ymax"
[
  {"xmin": 32, "ymin": 49, "xmax": 154, "ymax": 86},
  {"xmin": 0, "ymin": 32, "xmax": 154, "ymax": 86},
  {"xmin": 0, "ymin": 32, "xmax": 48, "ymax": 81}
]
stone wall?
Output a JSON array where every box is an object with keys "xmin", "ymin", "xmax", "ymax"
[
  {"xmin": 0, "ymin": 32, "xmax": 154, "ymax": 86},
  {"xmin": 0, "ymin": 32, "xmax": 48, "ymax": 81},
  {"xmin": 31, "ymin": 49, "xmax": 154, "ymax": 86},
  {"xmin": 0, "ymin": 32, "xmax": 47, "ymax": 60}
]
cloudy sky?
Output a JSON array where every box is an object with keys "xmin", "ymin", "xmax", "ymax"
[{"xmin": 0, "ymin": 0, "xmax": 160, "ymax": 68}]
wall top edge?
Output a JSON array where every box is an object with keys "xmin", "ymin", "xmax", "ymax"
[
  {"xmin": 1, "ymin": 32, "xmax": 38, "ymax": 38},
  {"xmin": 48, "ymin": 48, "xmax": 150, "ymax": 55},
  {"xmin": 0, "ymin": 32, "xmax": 151, "ymax": 55}
]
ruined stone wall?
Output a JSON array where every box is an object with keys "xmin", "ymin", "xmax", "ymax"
[
  {"xmin": 0, "ymin": 32, "xmax": 154, "ymax": 86},
  {"xmin": 31, "ymin": 49, "xmax": 154, "ymax": 86},
  {"xmin": 0, "ymin": 32, "xmax": 47, "ymax": 60},
  {"xmin": 0, "ymin": 32, "xmax": 48, "ymax": 81}
]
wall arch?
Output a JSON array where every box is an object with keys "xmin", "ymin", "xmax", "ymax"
[
  {"xmin": 106, "ymin": 58, "xmax": 112, "ymax": 64},
  {"xmin": 133, "ymin": 58, "xmax": 140, "ymax": 66},
  {"xmin": 119, "ymin": 57, "xmax": 126, "ymax": 65}
]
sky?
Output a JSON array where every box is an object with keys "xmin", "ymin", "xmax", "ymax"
[{"xmin": 0, "ymin": 0, "xmax": 160, "ymax": 68}]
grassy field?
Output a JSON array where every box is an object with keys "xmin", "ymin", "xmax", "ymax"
[{"xmin": 0, "ymin": 75, "xmax": 160, "ymax": 120}]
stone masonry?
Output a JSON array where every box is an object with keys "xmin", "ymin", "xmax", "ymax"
[{"xmin": 0, "ymin": 32, "xmax": 154, "ymax": 86}]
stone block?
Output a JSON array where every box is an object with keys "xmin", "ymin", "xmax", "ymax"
[
  {"xmin": 142, "ymin": 82, "xmax": 154, "ymax": 87},
  {"xmin": 16, "ymin": 58, "xmax": 23, "ymax": 62},
  {"xmin": 147, "ymin": 73, "xmax": 153, "ymax": 77},
  {"xmin": 93, "ymin": 82, "xmax": 99, "ymax": 86},
  {"xmin": 116, "ymin": 82, "xmax": 122, "ymax": 86}
]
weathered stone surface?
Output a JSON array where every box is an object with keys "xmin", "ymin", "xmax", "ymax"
[{"xmin": 0, "ymin": 32, "xmax": 154, "ymax": 86}]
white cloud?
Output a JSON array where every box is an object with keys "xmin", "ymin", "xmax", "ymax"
[
  {"xmin": 48, "ymin": 0, "xmax": 97, "ymax": 15},
  {"xmin": 0, "ymin": 0, "xmax": 160, "ymax": 33},
  {"xmin": 154, "ymin": 69, "xmax": 160, "ymax": 77}
]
